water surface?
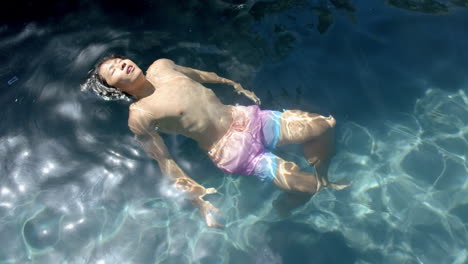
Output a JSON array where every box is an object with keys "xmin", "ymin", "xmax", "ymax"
[{"xmin": 1, "ymin": 1, "xmax": 467, "ymax": 263}]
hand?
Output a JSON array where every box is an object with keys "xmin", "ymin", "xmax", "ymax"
[
  {"xmin": 174, "ymin": 179, "xmax": 217, "ymax": 199},
  {"xmin": 195, "ymin": 199, "xmax": 224, "ymax": 229},
  {"xmin": 233, "ymin": 83, "xmax": 261, "ymax": 105}
]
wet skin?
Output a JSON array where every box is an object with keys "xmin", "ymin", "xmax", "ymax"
[{"xmin": 99, "ymin": 58, "xmax": 349, "ymax": 227}]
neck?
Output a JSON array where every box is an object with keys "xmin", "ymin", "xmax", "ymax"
[{"xmin": 129, "ymin": 79, "xmax": 155, "ymax": 100}]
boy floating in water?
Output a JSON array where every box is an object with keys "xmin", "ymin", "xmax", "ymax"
[{"xmin": 82, "ymin": 55, "xmax": 349, "ymax": 228}]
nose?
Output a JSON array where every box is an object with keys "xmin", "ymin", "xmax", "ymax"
[{"xmin": 121, "ymin": 62, "xmax": 126, "ymax": 71}]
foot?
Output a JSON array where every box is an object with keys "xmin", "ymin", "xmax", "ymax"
[{"xmin": 316, "ymin": 172, "xmax": 351, "ymax": 191}]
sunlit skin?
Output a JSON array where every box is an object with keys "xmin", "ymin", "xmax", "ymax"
[{"xmin": 99, "ymin": 58, "xmax": 349, "ymax": 228}]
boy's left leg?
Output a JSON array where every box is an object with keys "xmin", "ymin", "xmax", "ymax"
[
  {"xmin": 275, "ymin": 109, "xmax": 350, "ymax": 190},
  {"xmin": 276, "ymin": 110, "xmax": 336, "ymax": 146}
]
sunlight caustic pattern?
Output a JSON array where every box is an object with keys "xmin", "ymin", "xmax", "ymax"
[
  {"xmin": 323, "ymin": 88, "xmax": 468, "ymax": 263},
  {"xmin": 1, "ymin": 86, "xmax": 467, "ymax": 263}
]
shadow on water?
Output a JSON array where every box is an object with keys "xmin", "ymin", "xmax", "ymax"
[{"xmin": 267, "ymin": 221, "xmax": 357, "ymax": 264}]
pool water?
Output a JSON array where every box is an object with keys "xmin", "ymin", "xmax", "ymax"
[{"xmin": 1, "ymin": 1, "xmax": 467, "ymax": 263}]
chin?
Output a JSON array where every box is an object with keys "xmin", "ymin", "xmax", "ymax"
[
  {"xmin": 133, "ymin": 68, "xmax": 143, "ymax": 77},
  {"xmin": 129, "ymin": 73, "xmax": 145, "ymax": 86}
]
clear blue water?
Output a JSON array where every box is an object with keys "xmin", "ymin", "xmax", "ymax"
[{"xmin": 1, "ymin": 1, "xmax": 468, "ymax": 263}]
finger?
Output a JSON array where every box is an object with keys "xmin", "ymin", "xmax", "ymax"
[
  {"xmin": 208, "ymin": 221, "xmax": 224, "ymax": 229},
  {"xmin": 206, "ymin": 213, "xmax": 220, "ymax": 227},
  {"xmin": 207, "ymin": 216, "xmax": 224, "ymax": 229},
  {"xmin": 206, "ymin": 216, "xmax": 215, "ymax": 227},
  {"xmin": 205, "ymin": 188, "xmax": 217, "ymax": 194}
]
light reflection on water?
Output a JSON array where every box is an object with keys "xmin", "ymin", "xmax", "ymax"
[{"xmin": 1, "ymin": 3, "xmax": 468, "ymax": 264}]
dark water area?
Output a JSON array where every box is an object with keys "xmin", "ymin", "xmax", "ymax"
[{"xmin": 1, "ymin": 0, "xmax": 468, "ymax": 263}]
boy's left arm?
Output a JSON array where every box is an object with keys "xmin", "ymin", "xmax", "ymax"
[{"xmin": 173, "ymin": 62, "xmax": 261, "ymax": 105}]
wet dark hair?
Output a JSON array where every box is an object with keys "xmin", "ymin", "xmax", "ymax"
[{"xmin": 81, "ymin": 54, "xmax": 133, "ymax": 101}]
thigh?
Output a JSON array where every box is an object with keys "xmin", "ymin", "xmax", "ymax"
[
  {"xmin": 260, "ymin": 110, "xmax": 282, "ymax": 150},
  {"xmin": 252, "ymin": 152, "xmax": 279, "ymax": 182},
  {"xmin": 277, "ymin": 110, "xmax": 335, "ymax": 146}
]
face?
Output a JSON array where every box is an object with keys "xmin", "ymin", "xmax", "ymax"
[{"xmin": 98, "ymin": 58, "xmax": 144, "ymax": 92}]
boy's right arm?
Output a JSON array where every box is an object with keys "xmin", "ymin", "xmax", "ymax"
[{"xmin": 128, "ymin": 109, "xmax": 223, "ymax": 228}]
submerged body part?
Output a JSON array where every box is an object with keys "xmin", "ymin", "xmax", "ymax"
[
  {"xmin": 84, "ymin": 56, "xmax": 349, "ymax": 227},
  {"xmin": 208, "ymin": 104, "xmax": 281, "ymax": 182}
]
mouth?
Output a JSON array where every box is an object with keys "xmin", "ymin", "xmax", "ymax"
[{"xmin": 126, "ymin": 65, "xmax": 134, "ymax": 74}]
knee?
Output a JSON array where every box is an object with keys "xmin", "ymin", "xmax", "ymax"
[
  {"xmin": 307, "ymin": 114, "xmax": 335, "ymax": 131},
  {"xmin": 280, "ymin": 161, "xmax": 300, "ymax": 173}
]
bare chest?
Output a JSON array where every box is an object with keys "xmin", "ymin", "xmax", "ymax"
[{"xmin": 135, "ymin": 90, "xmax": 206, "ymax": 135}]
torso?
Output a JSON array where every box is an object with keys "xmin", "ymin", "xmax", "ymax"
[{"xmin": 129, "ymin": 60, "xmax": 233, "ymax": 151}]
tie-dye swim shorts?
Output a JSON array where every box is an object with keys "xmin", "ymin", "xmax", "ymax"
[{"xmin": 208, "ymin": 105, "xmax": 281, "ymax": 182}]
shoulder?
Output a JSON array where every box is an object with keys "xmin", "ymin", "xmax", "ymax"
[
  {"xmin": 147, "ymin": 58, "xmax": 178, "ymax": 77},
  {"xmin": 128, "ymin": 103, "xmax": 153, "ymax": 135},
  {"xmin": 150, "ymin": 58, "xmax": 176, "ymax": 69}
]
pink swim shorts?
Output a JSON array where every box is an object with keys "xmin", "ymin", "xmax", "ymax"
[{"xmin": 208, "ymin": 105, "xmax": 281, "ymax": 182}]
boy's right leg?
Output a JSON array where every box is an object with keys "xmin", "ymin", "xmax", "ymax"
[
  {"xmin": 272, "ymin": 155, "xmax": 321, "ymax": 194},
  {"xmin": 268, "ymin": 155, "xmax": 319, "ymax": 217}
]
